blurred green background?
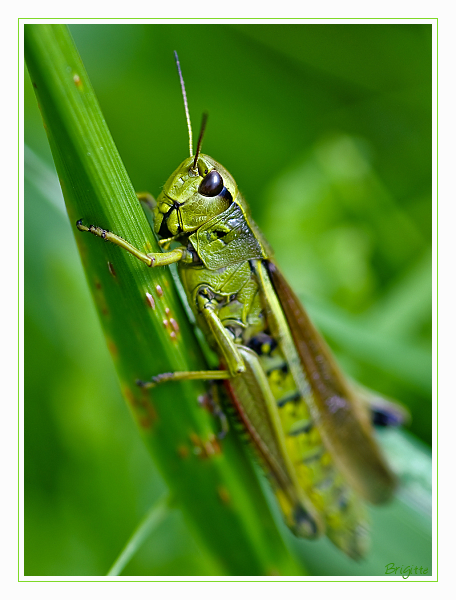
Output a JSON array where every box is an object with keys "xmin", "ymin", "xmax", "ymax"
[{"xmin": 24, "ymin": 23, "xmax": 432, "ymax": 576}]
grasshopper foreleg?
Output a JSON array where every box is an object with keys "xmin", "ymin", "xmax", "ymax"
[{"xmin": 76, "ymin": 220, "xmax": 187, "ymax": 267}]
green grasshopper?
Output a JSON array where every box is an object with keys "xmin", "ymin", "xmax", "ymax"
[{"xmin": 77, "ymin": 54, "xmax": 401, "ymax": 559}]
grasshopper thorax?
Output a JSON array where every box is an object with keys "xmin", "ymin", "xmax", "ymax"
[{"xmin": 154, "ymin": 153, "xmax": 239, "ymax": 239}]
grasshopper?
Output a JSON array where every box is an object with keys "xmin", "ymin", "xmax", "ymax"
[{"xmin": 77, "ymin": 54, "xmax": 401, "ymax": 559}]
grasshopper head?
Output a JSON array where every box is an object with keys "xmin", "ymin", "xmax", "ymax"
[{"xmin": 154, "ymin": 154, "xmax": 238, "ymax": 239}]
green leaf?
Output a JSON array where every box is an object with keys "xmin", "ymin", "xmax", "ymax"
[{"xmin": 24, "ymin": 23, "xmax": 303, "ymax": 576}]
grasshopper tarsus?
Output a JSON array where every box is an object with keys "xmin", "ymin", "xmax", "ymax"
[
  {"xmin": 153, "ymin": 373, "xmax": 173, "ymax": 383},
  {"xmin": 136, "ymin": 378, "xmax": 155, "ymax": 389},
  {"xmin": 76, "ymin": 219, "xmax": 107, "ymax": 239},
  {"xmin": 136, "ymin": 373, "xmax": 173, "ymax": 389}
]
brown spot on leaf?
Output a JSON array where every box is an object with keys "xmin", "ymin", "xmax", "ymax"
[
  {"xmin": 217, "ymin": 486, "xmax": 231, "ymax": 505},
  {"xmin": 189, "ymin": 432, "xmax": 221, "ymax": 459},
  {"xmin": 123, "ymin": 385, "xmax": 158, "ymax": 429},
  {"xmin": 107, "ymin": 338, "xmax": 118, "ymax": 359},
  {"xmin": 146, "ymin": 292, "xmax": 155, "ymax": 309},
  {"xmin": 207, "ymin": 433, "xmax": 221, "ymax": 455},
  {"xmin": 177, "ymin": 445, "xmax": 189, "ymax": 459},
  {"xmin": 139, "ymin": 416, "xmax": 152, "ymax": 429},
  {"xmin": 123, "ymin": 387, "xmax": 136, "ymax": 405},
  {"xmin": 204, "ymin": 441, "xmax": 216, "ymax": 456}
]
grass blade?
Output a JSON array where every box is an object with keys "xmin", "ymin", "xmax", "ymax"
[
  {"xmin": 107, "ymin": 493, "xmax": 171, "ymax": 576},
  {"xmin": 24, "ymin": 23, "xmax": 303, "ymax": 576}
]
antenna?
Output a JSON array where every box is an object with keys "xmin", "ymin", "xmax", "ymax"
[
  {"xmin": 174, "ymin": 51, "xmax": 193, "ymax": 157},
  {"xmin": 193, "ymin": 112, "xmax": 208, "ymax": 171}
]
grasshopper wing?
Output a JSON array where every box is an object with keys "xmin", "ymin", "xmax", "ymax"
[{"xmin": 266, "ymin": 261, "xmax": 396, "ymax": 505}]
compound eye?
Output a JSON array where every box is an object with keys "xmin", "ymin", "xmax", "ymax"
[{"xmin": 198, "ymin": 170, "xmax": 224, "ymax": 197}]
